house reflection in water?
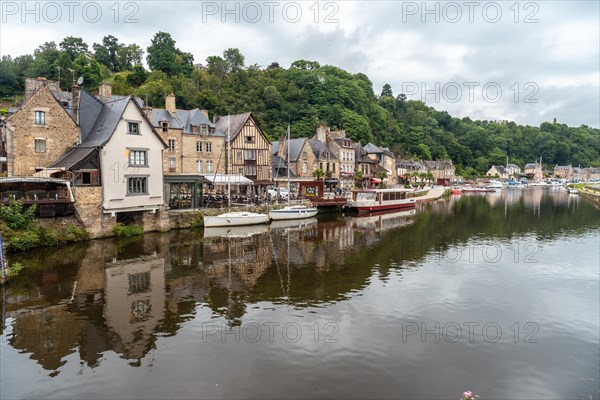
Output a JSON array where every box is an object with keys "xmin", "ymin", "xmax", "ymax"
[{"xmin": 103, "ymin": 255, "xmax": 166, "ymax": 362}]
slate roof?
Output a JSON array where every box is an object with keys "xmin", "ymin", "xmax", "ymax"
[
  {"xmin": 422, "ymin": 160, "xmax": 454, "ymax": 170},
  {"xmin": 525, "ymin": 163, "xmax": 539, "ymax": 169},
  {"xmin": 214, "ymin": 113, "xmax": 253, "ymax": 140},
  {"xmin": 272, "ymin": 155, "xmax": 299, "ymax": 179},
  {"xmin": 309, "ymin": 139, "xmax": 338, "ymax": 160},
  {"xmin": 151, "ymin": 109, "xmax": 183, "ymax": 130},
  {"xmin": 364, "ymin": 143, "xmax": 394, "ymax": 158},
  {"xmin": 176, "ymin": 109, "xmax": 222, "ymax": 135},
  {"xmin": 79, "ymin": 94, "xmax": 130, "ymax": 147},
  {"xmin": 50, "ymin": 147, "xmax": 97, "ymax": 169},
  {"xmin": 490, "ymin": 165, "xmax": 507, "ymax": 174},
  {"xmin": 507, "ymin": 163, "xmax": 520, "ymax": 169},
  {"xmin": 554, "ymin": 165, "xmax": 572, "ymax": 170},
  {"xmin": 271, "ymin": 138, "xmax": 307, "ymax": 161}
]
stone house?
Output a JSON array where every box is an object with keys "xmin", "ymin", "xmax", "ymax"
[
  {"xmin": 525, "ymin": 162, "xmax": 543, "ymax": 180},
  {"xmin": 272, "ymin": 137, "xmax": 317, "ymax": 179},
  {"xmin": 4, "ymin": 79, "xmax": 79, "ymax": 176},
  {"xmin": 553, "ymin": 165, "xmax": 573, "ymax": 179},
  {"xmin": 422, "ymin": 160, "xmax": 455, "ymax": 185},
  {"xmin": 506, "ymin": 163, "xmax": 521, "ymax": 177},
  {"xmin": 397, "ymin": 159, "xmax": 427, "ymax": 183},
  {"xmin": 309, "ymin": 139, "xmax": 340, "ymax": 188},
  {"xmin": 582, "ymin": 167, "xmax": 600, "ymax": 181},
  {"xmin": 363, "ymin": 143, "xmax": 397, "ymax": 185},
  {"xmin": 150, "ymin": 94, "xmax": 224, "ymax": 209},
  {"xmin": 486, "ymin": 165, "xmax": 509, "ymax": 179},
  {"xmin": 214, "ymin": 113, "xmax": 272, "ymax": 196}
]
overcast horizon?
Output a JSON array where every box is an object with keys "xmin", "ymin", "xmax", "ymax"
[{"xmin": 1, "ymin": 0, "xmax": 598, "ymax": 128}]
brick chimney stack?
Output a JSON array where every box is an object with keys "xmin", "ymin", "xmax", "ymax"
[
  {"xmin": 165, "ymin": 94, "xmax": 176, "ymax": 115},
  {"xmin": 98, "ymin": 82, "xmax": 112, "ymax": 102}
]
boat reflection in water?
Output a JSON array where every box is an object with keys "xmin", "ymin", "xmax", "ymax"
[{"xmin": 348, "ymin": 208, "xmax": 416, "ymax": 232}]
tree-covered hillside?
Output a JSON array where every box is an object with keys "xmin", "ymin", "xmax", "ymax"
[{"xmin": 1, "ymin": 31, "xmax": 598, "ymax": 175}]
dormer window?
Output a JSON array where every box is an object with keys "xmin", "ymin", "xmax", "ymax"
[
  {"xmin": 201, "ymin": 125, "xmax": 208, "ymax": 135},
  {"xmin": 35, "ymin": 111, "xmax": 45, "ymax": 125},
  {"xmin": 161, "ymin": 122, "xmax": 169, "ymax": 133}
]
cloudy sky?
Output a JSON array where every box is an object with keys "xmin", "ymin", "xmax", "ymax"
[{"xmin": 1, "ymin": 1, "xmax": 598, "ymax": 127}]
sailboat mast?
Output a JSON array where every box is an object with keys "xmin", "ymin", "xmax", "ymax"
[
  {"xmin": 287, "ymin": 123, "xmax": 291, "ymax": 206},
  {"xmin": 227, "ymin": 115, "xmax": 231, "ymax": 209}
]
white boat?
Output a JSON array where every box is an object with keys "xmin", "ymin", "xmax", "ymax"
[
  {"xmin": 204, "ymin": 211, "xmax": 270, "ymax": 228},
  {"xmin": 487, "ymin": 180, "xmax": 503, "ymax": 189},
  {"xmin": 269, "ymin": 205, "xmax": 318, "ymax": 220},
  {"xmin": 205, "ymin": 115, "xmax": 268, "ymax": 228},
  {"xmin": 268, "ymin": 123, "xmax": 318, "ymax": 221},
  {"xmin": 566, "ymin": 187, "xmax": 579, "ymax": 195}
]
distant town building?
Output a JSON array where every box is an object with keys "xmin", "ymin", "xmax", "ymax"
[{"xmin": 553, "ymin": 165, "xmax": 573, "ymax": 179}]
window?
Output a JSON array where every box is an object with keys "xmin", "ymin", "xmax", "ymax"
[
  {"xmin": 128, "ymin": 177, "xmax": 147, "ymax": 195},
  {"xmin": 205, "ymin": 142, "xmax": 212, "ymax": 152},
  {"xmin": 168, "ymin": 139, "xmax": 176, "ymax": 152},
  {"xmin": 35, "ymin": 111, "xmax": 45, "ymax": 125},
  {"xmin": 244, "ymin": 149, "xmax": 256, "ymax": 161},
  {"xmin": 129, "ymin": 150, "xmax": 147, "ymax": 166},
  {"xmin": 196, "ymin": 141, "xmax": 203, "ymax": 152},
  {"xmin": 75, "ymin": 170, "xmax": 100, "ymax": 186},
  {"xmin": 206, "ymin": 161, "xmax": 213, "ymax": 172},
  {"xmin": 245, "ymin": 165, "xmax": 257, "ymax": 176},
  {"xmin": 168, "ymin": 157, "xmax": 176, "ymax": 172},
  {"xmin": 236, "ymin": 151, "xmax": 242, "ymax": 163},
  {"xmin": 302, "ymin": 151, "xmax": 307, "ymax": 160},
  {"xmin": 201, "ymin": 125, "xmax": 208, "ymax": 135},
  {"xmin": 245, "ymin": 135, "xmax": 255, "ymax": 143},
  {"xmin": 161, "ymin": 122, "xmax": 168, "ymax": 133},
  {"xmin": 302, "ymin": 162, "xmax": 308, "ymax": 174},
  {"xmin": 127, "ymin": 122, "xmax": 140, "ymax": 135},
  {"xmin": 196, "ymin": 160, "xmax": 202, "ymax": 173},
  {"xmin": 34, "ymin": 138, "xmax": 46, "ymax": 153}
]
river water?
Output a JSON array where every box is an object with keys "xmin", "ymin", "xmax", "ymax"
[{"xmin": 1, "ymin": 189, "xmax": 598, "ymax": 399}]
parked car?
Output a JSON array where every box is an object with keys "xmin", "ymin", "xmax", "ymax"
[{"xmin": 267, "ymin": 187, "xmax": 289, "ymax": 200}]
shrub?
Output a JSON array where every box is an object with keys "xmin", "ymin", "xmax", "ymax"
[
  {"xmin": 191, "ymin": 214, "xmax": 204, "ymax": 228},
  {"xmin": 7, "ymin": 230, "xmax": 40, "ymax": 252},
  {"xmin": 0, "ymin": 200, "xmax": 36, "ymax": 230},
  {"xmin": 113, "ymin": 223, "xmax": 143, "ymax": 237},
  {"xmin": 61, "ymin": 224, "xmax": 89, "ymax": 241},
  {"xmin": 2, "ymin": 262, "xmax": 24, "ymax": 283},
  {"xmin": 38, "ymin": 226, "xmax": 60, "ymax": 247}
]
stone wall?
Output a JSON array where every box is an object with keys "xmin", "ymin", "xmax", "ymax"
[
  {"xmin": 73, "ymin": 186, "xmax": 117, "ymax": 238},
  {"xmin": 6, "ymin": 84, "xmax": 78, "ymax": 176}
]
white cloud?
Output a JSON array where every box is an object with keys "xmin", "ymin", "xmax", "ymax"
[{"xmin": 0, "ymin": 0, "xmax": 598, "ymax": 127}]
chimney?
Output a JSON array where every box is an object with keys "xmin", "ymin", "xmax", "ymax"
[
  {"xmin": 278, "ymin": 136, "xmax": 286, "ymax": 160},
  {"xmin": 165, "ymin": 93, "xmax": 176, "ymax": 115},
  {"xmin": 71, "ymin": 84, "xmax": 81, "ymax": 124},
  {"xmin": 316, "ymin": 124, "xmax": 328, "ymax": 143},
  {"xmin": 200, "ymin": 109, "xmax": 209, "ymax": 119},
  {"xmin": 98, "ymin": 82, "xmax": 112, "ymax": 102}
]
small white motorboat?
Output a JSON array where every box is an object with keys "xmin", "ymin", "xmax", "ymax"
[
  {"xmin": 268, "ymin": 205, "xmax": 318, "ymax": 221},
  {"xmin": 204, "ymin": 211, "xmax": 270, "ymax": 227}
]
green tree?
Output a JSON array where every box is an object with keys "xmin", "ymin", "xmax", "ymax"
[
  {"xmin": 312, "ymin": 168, "xmax": 325, "ymax": 180},
  {"xmin": 146, "ymin": 31, "xmax": 193, "ymax": 77}
]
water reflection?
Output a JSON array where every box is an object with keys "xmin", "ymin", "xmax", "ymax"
[{"xmin": 1, "ymin": 189, "xmax": 598, "ymax": 399}]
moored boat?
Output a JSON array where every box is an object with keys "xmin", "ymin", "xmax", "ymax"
[
  {"xmin": 203, "ymin": 211, "xmax": 270, "ymax": 227},
  {"xmin": 346, "ymin": 188, "xmax": 417, "ymax": 212},
  {"xmin": 269, "ymin": 205, "xmax": 319, "ymax": 220}
]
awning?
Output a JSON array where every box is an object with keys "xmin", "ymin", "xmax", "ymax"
[
  {"xmin": 370, "ymin": 178, "xmax": 382, "ymax": 183},
  {"xmin": 204, "ymin": 174, "xmax": 253, "ymax": 185}
]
